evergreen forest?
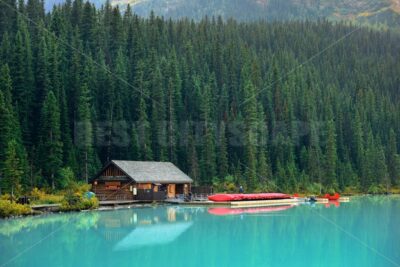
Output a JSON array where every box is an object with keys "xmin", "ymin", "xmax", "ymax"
[{"xmin": 1, "ymin": 0, "xmax": 400, "ymax": 194}]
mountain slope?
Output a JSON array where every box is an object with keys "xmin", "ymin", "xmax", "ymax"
[
  {"xmin": 43, "ymin": 0, "xmax": 400, "ymax": 30},
  {"xmin": 115, "ymin": 0, "xmax": 400, "ymax": 29}
]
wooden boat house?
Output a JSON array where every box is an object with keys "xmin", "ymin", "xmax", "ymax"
[{"xmin": 91, "ymin": 160, "xmax": 193, "ymax": 201}]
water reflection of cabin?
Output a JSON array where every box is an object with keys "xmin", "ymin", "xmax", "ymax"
[
  {"xmin": 95, "ymin": 207, "xmax": 196, "ymax": 250},
  {"xmin": 91, "ymin": 160, "xmax": 193, "ymax": 201}
]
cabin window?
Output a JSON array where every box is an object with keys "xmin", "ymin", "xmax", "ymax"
[
  {"xmin": 105, "ymin": 181, "xmax": 121, "ymax": 190},
  {"xmin": 138, "ymin": 183, "xmax": 152, "ymax": 190}
]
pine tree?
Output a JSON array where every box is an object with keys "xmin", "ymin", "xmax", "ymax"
[
  {"xmin": 60, "ymin": 86, "xmax": 77, "ymax": 172},
  {"xmin": 324, "ymin": 119, "xmax": 338, "ymax": 190},
  {"xmin": 362, "ymin": 129, "xmax": 375, "ymax": 191},
  {"xmin": 374, "ymin": 138, "xmax": 389, "ymax": 188},
  {"xmin": 137, "ymin": 96, "xmax": 153, "ymax": 160},
  {"xmin": 76, "ymin": 83, "xmax": 95, "ymax": 182},
  {"xmin": 187, "ymin": 133, "xmax": 200, "ymax": 183},
  {"xmin": 199, "ymin": 81, "xmax": 216, "ymax": 184},
  {"xmin": 0, "ymin": 32, "xmax": 12, "ymax": 65},
  {"xmin": 0, "ymin": 91, "xmax": 13, "ymax": 165},
  {"xmin": 307, "ymin": 119, "xmax": 323, "ymax": 184},
  {"xmin": 352, "ymin": 110, "xmax": 364, "ymax": 178},
  {"xmin": 387, "ymin": 129, "xmax": 400, "ymax": 186},
  {"xmin": 38, "ymin": 91, "xmax": 63, "ymax": 189},
  {"xmin": 1, "ymin": 140, "xmax": 24, "ymax": 196},
  {"xmin": 0, "ymin": 0, "xmax": 17, "ymax": 38},
  {"xmin": 0, "ymin": 65, "xmax": 22, "ymax": 163},
  {"xmin": 149, "ymin": 55, "xmax": 167, "ymax": 161},
  {"xmin": 11, "ymin": 19, "xmax": 34, "ymax": 146},
  {"xmin": 129, "ymin": 125, "xmax": 140, "ymax": 160},
  {"xmin": 257, "ymin": 103, "xmax": 271, "ymax": 183},
  {"xmin": 165, "ymin": 62, "xmax": 178, "ymax": 163},
  {"xmin": 33, "ymin": 35, "xmax": 51, "ymax": 144},
  {"xmin": 242, "ymin": 79, "xmax": 258, "ymax": 191},
  {"xmin": 217, "ymin": 121, "xmax": 229, "ymax": 179}
]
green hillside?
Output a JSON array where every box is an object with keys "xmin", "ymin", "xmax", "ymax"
[{"xmin": 125, "ymin": 0, "xmax": 400, "ymax": 30}]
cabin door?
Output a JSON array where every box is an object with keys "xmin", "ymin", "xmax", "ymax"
[{"xmin": 167, "ymin": 184, "xmax": 176, "ymax": 198}]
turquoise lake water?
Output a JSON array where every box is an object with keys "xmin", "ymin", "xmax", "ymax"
[{"xmin": 1, "ymin": 196, "xmax": 400, "ymax": 267}]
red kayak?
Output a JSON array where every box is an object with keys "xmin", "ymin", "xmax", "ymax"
[
  {"xmin": 208, "ymin": 193, "xmax": 291, "ymax": 202},
  {"xmin": 321, "ymin": 193, "xmax": 340, "ymax": 201},
  {"xmin": 208, "ymin": 205, "xmax": 294, "ymax": 216}
]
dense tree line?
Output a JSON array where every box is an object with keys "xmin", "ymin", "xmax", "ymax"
[{"xmin": 0, "ymin": 0, "xmax": 400, "ymax": 193}]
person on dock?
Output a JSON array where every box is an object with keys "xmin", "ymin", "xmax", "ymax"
[{"xmin": 239, "ymin": 185, "xmax": 244, "ymax": 194}]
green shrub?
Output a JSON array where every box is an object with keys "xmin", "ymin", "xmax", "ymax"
[
  {"xmin": 61, "ymin": 194, "xmax": 98, "ymax": 211},
  {"xmin": 212, "ymin": 175, "xmax": 243, "ymax": 193},
  {"xmin": 0, "ymin": 194, "xmax": 11, "ymax": 201},
  {"xmin": 63, "ymin": 182, "xmax": 92, "ymax": 195},
  {"xmin": 0, "ymin": 200, "xmax": 31, "ymax": 218},
  {"xmin": 342, "ymin": 186, "xmax": 361, "ymax": 195},
  {"xmin": 30, "ymin": 188, "xmax": 64, "ymax": 204},
  {"xmin": 61, "ymin": 182, "xmax": 98, "ymax": 211},
  {"xmin": 306, "ymin": 183, "xmax": 323, "ymax": 195},
  {"xmin": 368, "ymin": 184, "xmax": 387, "ymax": 195},
  {"xmin": 58, "ymin": 167, "xmax": 75, "ymax": 189},
  {"xmin": 391, "ymin": 187, "xmax": 400, "ymax": 194}
]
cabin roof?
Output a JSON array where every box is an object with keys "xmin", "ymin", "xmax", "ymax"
[{"xmin": 94, "ymin": 160, "xmax": 193, "ymax": 184}]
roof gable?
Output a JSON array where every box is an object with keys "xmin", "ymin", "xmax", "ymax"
[{"xmin": 100, "ymin": 160, "xmax": 193, "ymax": 184}]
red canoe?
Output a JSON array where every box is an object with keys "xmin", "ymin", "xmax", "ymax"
[
  {"xmin": 208, "ymin": 193, "xmax": 291, "ymax": 202},
  {"xmin": 208, "ymin": 205, "xmax": 294, "ymax": 216},
  {"xmin": 321, "ymin": 193, "xmax": 340, "ymax": 201}
]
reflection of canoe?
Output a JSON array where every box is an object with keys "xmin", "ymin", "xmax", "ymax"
[
  {"xmin": 208, "ymin": 205, "xmax": 294, "ymax": 216},
  {"xmin": 325, "ymin": 201, "xmax": 340, "ymax": 208},
  {"xmin": 208, "ymin": 193, "xmax": 291, "ymax": 202},
  {"xmin": 321, "ymin": 193, "xmax": 340, "ymax": 201}
]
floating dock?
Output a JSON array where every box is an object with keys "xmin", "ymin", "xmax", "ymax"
[
  {"xmin": 230, "ymin": 198, "xmax": 300, "ymax": 207},
  {"xmin": 99, "ymin": 200, "xmax": 150, "ymax": 206},
  {"xmin": 31, "ymin": 204, "xmax": 61, "ymax": 212},
  {"xmin": 168, "ymin": 196, "xmax": 350, "ymax": 208},
  {"xmin": 338, "ymin": 197, "xmax": 350, "ymax": 202},
  {"xmin": 167, "ymin": 198, "xmax": 302, "ymax": 208}
]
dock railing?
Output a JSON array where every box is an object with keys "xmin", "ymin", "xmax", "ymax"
[{"xmin": 191, "ymin": 186, "xmax": 214, "ymax": 201}]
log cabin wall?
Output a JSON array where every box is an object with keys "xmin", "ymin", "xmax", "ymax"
[
  {"xmin": 92, "ymin": 181, "xmax": 134, "ymax": 201},
  {"xmin": 101, "ymin": 165, "xmax": 125, "ymax": 176},
  {"xmin": 93, "ymin": 165, "xmax": 134, "ymax": 201},
  {"xmin": 91, "ymin": 161, "xmax": 193, "ymax": 201}
]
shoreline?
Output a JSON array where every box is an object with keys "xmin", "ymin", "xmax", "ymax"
[{"xmin": 2, "ymin": 193, "xmax": 400, "ymax": 220}]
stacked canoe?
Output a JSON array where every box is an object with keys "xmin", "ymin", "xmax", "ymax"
[{"xmin": 208, "ymin": 193, "xmax": 291, "ymax": 202}]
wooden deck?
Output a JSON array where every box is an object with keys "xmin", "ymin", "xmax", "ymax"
[
  {"xmin": 99, "ymin": 200, "xmax": 152, "ymax": 206},
  {"xmin": 31, "ymin": 204, "xmax": 61, "ymax": 212},
  {"xmin": 164, "ymin": 199, "xmax": 231, "ymax": 206}
]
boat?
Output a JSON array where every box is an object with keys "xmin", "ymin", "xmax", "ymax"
[
  {"xmin": 208, "ymin": 193, "xmax": 291, "ymax": 202},
  {"xmin": 321, "ymin": 193, "xmax": 340, "ymax": 201},
  {"xmin": 208, "ymin": 205, "xmax": 294, "ymax": 216}
]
